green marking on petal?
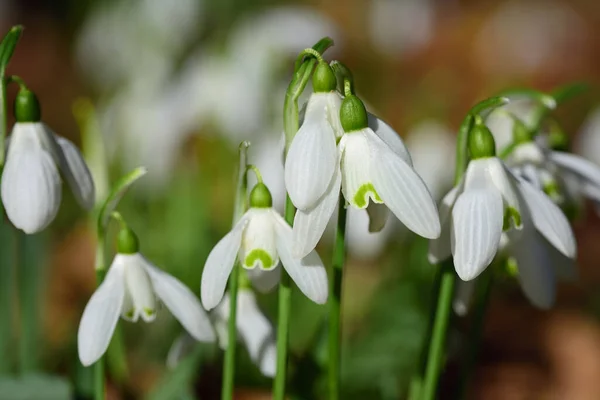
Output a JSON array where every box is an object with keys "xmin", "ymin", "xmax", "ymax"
[
  {"xmin": 353, "ymin": 183, "xmax": 382, "ymax": 208},
  {"xmin": 505, "ymin": 257, "xmax": 519, "ymax": 278},
  {"xmin": 503, "ymin": 207, "xmax": 521, "ymax": 230},
  {"xmin": 125, "ymin": 309, "xmax": 135, "ymax": 319},
  {"xmin": 244, "ymin": 249, "xmax": 274, "ymax": 270},
  {"xmin": 144, "ymin": 308, "xmax": 155, "ymax": 317}
]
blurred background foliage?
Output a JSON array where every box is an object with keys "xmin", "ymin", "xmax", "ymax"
[{"xmin": 2, "ymin": 0, "xmax": 600, "ymax": 398}]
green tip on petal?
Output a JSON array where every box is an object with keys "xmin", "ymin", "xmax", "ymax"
[
  {"xmin": 249, "ymin": 183, "xmax": 273, "ymax": 208},
  {"xmin": 548, "ymin": 121, "xmax": 569, "ymax": 152},
  {"xmin": 468, "ymin": 124, "xmax": 496, "ymax": 159},
  {"xmin": 117, "ymin": 227, "xmax": 140, "ymax": 254},
  {"xmin": 505, "ymin": 256, "xmax": 519, "ymax": 278},
  {"xmin": 14, "ymin": 87, "xmax": 41, "ymax": 122},
  {"xmin": 312, "ymin": 61, "xmax": 337, "ymax": 93},
  {"xmin": 503, "ymin": 207, "xmax": 521, "ymax": 231},
  {"xmin": 244, "ymin": 249, "xmax": 274, "ymax": 270},
  {"xmin": 512, "ymin": 118, "xmax": 533, "ymax": 145},
  {"xmin": 353, "ymin": 183, "xmax": 382, "ymax": 208},
  {"xmin": 340, "ymin": 95, "xmax": 368, "ymax": 132}
]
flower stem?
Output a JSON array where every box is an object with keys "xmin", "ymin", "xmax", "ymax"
[
  {"xmin": 221, "ymin": 262, "xmax": 240, "ymax": 400},
  {"xmin": 94, "ymin": 236, "xmax": 107, "ymax": 400},
  {"xmin": 420, "ymin": 261, "xmax": 455, "ymax": 400},
  {"xmin": 273, "ymin": 195, "xmax": 295, "ymax": 400},
  {"xmin": 328, "ymin": 196, "xmax": 347, "ymax": 400},
  {"xmin": 221, "ymin": 142, "xmax": 249, "ymax": 400},
  {"xmin": 456, "ymin": 270, "xmax": 494, "ymax": 400}
]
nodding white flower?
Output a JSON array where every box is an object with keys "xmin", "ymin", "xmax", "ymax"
[
  {"xmin": 429, "ymin": 124, "xmax": 576, "ymax": 282},
  {"xmin": 505, "ymin": 133, "xmax": 600, "ymax": 213},
  {"xmin": 2, "ymin": 88, "xmax": 95, "ymax": 234},
  {"xmin": 286, "ymin": 83, "xmax": 440, "ymax": 258},
  {"xmin": 213, "ymin": 289, "xmax": 276, "ymax": 377},
  {"xmin": 201, "ymin": 182, "xmax": 328, "ymax": 310},
  {"xmin": 78, "ymin": 227, "xmax": 214, "ymax": 367}
]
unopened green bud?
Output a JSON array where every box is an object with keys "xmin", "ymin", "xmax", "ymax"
[
  {"xmin": 340, "ymin": 95, "xmax": 368, "ymax": 132},
  {"xmin": 117, "ymin": 227, "xmax": 139, "ymax": 254},
  {"xmin": 14, "ymin": 88, "xmax": 41, "ymax": 122},
  {"xmin": 468, "ymin": 124, "xmax": 496, "ymax": 159},
  {"xmin": 312, "ymin": 62, "xmax": 337, "ymax": 93},
  {"xmin": 512, "ymin": 118, "xmax": 533, "ymax": 144},
  {"xmin": 249, "ymin": 183, "xmax": 272, "ymax": 208}
]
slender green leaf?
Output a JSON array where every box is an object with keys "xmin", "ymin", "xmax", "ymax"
[{"xmin": 97, "ymin": 167, "xmax": 147, "ymax": 233}]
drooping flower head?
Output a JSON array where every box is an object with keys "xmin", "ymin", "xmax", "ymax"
[
  {"xmin": 286, "ymin": 73, "xmax": 441, "ymax": 258},
  {"xmin": 2, "ymin": 86, "xmax": 95, "ymax": 233},
  {"xmin": 201, "ymin": 180, "xmax": 328, "ymax": 310},
  {"xmin": 78, "ymin": 222, "xmax": 215, "ymax": 366},
  {"xmin": 429, "ymin": 121, "xmax": 576, "ymax": 291}
]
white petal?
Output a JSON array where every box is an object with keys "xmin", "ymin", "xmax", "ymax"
[
  {"xmin": 516, "ymin": 178, "xmax": 576, "ymax": 258},
  {"xmin": 77, "ymin": 259, "xmax": 125, "ymax": 366},
  {"xmin": 325, "ymin": 92, "xmax": 344, "ymax": 139},
  {"xmin": 478, "ymin": 158, "xmax": 521, "ymax": 226},
  {"xmin": 54, "ymin": 135, "xmax": 95, "ymax": 210},
  {"xmin": 451, "ymin": 187, "xmax": 504, "ymax": 281},
  {"xmin": 272, "ymin": 211, "xmax": 328, "ymax": 304},
  {"xmin": 520, "ymin": 164, "xmax": 542, "ymax": 190},
  {"xmin": 550, "ymin": 151, "xmax": 600, "ymax": 189},
  {"xmin": 292, "ymin": 166, "xmax": 341, "ymax": 258},
  {"xmin": 428, "ymin": 185, "xmax": 460, "ymax": 264},
  {"xmin": 166, "ymin": 333, "xmax": 196, "ymax": 369},
  {"xmin": 366, "ymin": 202, "xmax": 389, "ymax": 233},
  {"xmin": 236, "ymin": 290, "xmax": 276, "ymax": 377},
  {"xmin": 508, "ymin": 229, "xmax": 556, "ymax": 309},
  {"xmin": 239, "ymin": 208, "xmax": 279, "ymax": 270},
  {"xmin": 201, "ymin": 216, "xmax": 247, "ymax": 310},
  {"xmin": 2, "ymin": 145, "xmax": 62, "ymax": 234},
  {"xmin": 366, "ymin": 128, "xmax": 441, "ymax": 239},
  {"xmin": 246, "ymin": 267, "xmax": 281, "ymax": 293},
  {"xmin": 367, "ymin": 113, "xmax": 412, "ymax": 166},
  {"xmin": 123, "ymin": 254, "xmax": 156, "ymax": 322},
  {"xmin": 453, "ymin": 279, "xmax": 476, "ymax": 316},
  {"xmin": 143, "ymin": 256, "xmax": 215, "ymax": 342},
  {"xmin": 341, "ymin": 132, "xmax": 381, "ymax": 209},
  {"xmin": 284, "ymin": 93, "xmax": 338, "ymax": 210}
]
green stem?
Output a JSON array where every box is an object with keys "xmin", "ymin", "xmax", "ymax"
[
  {"xmin": 221, "ymin": 263, "xmax": 240, "ymax": 400},
  {"xmin": 94, "ymin": 236, "xmax": 107, "ymax": 400},
  {"xmin": 421, "ymin": 261, "xmax": 455, "ymax": 400},
  {"xmin": 18, "ymin": 233, "xmax": 44, "ymax": 374},
  {"xmin": 328, "ymin": 196, "xmax": 347, "ymax": 400},
  {"xmin": 273, "ymin": 195, "xmax": 295, "ymax": 400},
  {"xmin": 456, "ymin": 271, "xmax": 494, "ymax": 400},
  {"xmin": 221, "ymin": 141, "xmax": 249, "ymax": 399}
]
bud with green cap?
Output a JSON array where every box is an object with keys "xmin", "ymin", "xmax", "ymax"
[
  {"xmin": 468, "ymin": 123, "xmax": 496, "ymax": 159},
  {"xmin": 249, "ymin": 182, "xmax": 273, "ymax": 208},
  {"xmin": 117, "ymin": 226, "xmax": 140, "ymax": 254},
  {"xmin": 14, "ymin": 87, "xmax": 41, "ymax": 122},
  {"xmin": 340, "ymin": 95, "xmax": 368, "ymax": 133},
  {"xmin": 312, "ymin": 61, "xmax": 337, "ymax": 93}
]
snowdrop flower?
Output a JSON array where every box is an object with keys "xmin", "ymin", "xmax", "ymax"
[
  {"xmin": 2, "ymin": 87, "xmax": 95, "ymax": 233},
  {"xmin": 201, "ymin": 181, "xmax": 328, "ymax": 310},
  {"xmin": 213, "ymin": 289, "xmax": 276, "ymax": 377},
  {"xmin": 286, "ymin": 69, "xmax": 440, "ymax": 258},
  {"xmin": 428, "ymin": 123, "xmax": 576, "ymax": 282},
  {"xmin": 504, "ymin": 121, "xmax": 600, "ymax": 213},
  {"xmin": 78, "ymin": 225, "xmax": 215, "ymax": 366}
]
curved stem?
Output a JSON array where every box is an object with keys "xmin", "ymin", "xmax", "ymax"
[
  {"xmin": 6, "ymin": 75, "xmax": 27, "ymax": 90},
  {"xmin": 294, "ymin": 48, "xmax": 324, "ymax": 73},
  {"xmin": 246, "ymin": 164, "xmax": 263, "ymax": 184},
  {"xmin": 328, "ymin": 196, "xmax": 347, "ymax": 400}
]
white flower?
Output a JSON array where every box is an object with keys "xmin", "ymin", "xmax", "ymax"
[
  {"xmin": 429, "ymin": 156, "xmax": 576, "ymax": 281},
  {"xmin": 78, "ymin": 253, "xmax": 215, "ymax": 366},
  {"xmin": 2, "ymin": 122, "xmax": 95, "ymax": 233},
  {"xmin": 201, "ymin": 205, "xmax": 328, "ymax": 310},
  {"xmin": 286, "ymin": 104, "xmax": 440, "ymax": 258},
  {"xmin": 506, "ymin": 140, "xmax": 600, "ymax": 211},
  {"xmin": 213, "ymin": 290, "xmax": 276, "ymax": 377},
  {"xmin": 284, "ymin": 91, "xmax": 343, "ymax": 210}
]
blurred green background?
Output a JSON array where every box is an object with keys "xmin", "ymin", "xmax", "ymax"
[{"xmin": 3, "ymin": 0, "xmax": 600, "ymax": 399}]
